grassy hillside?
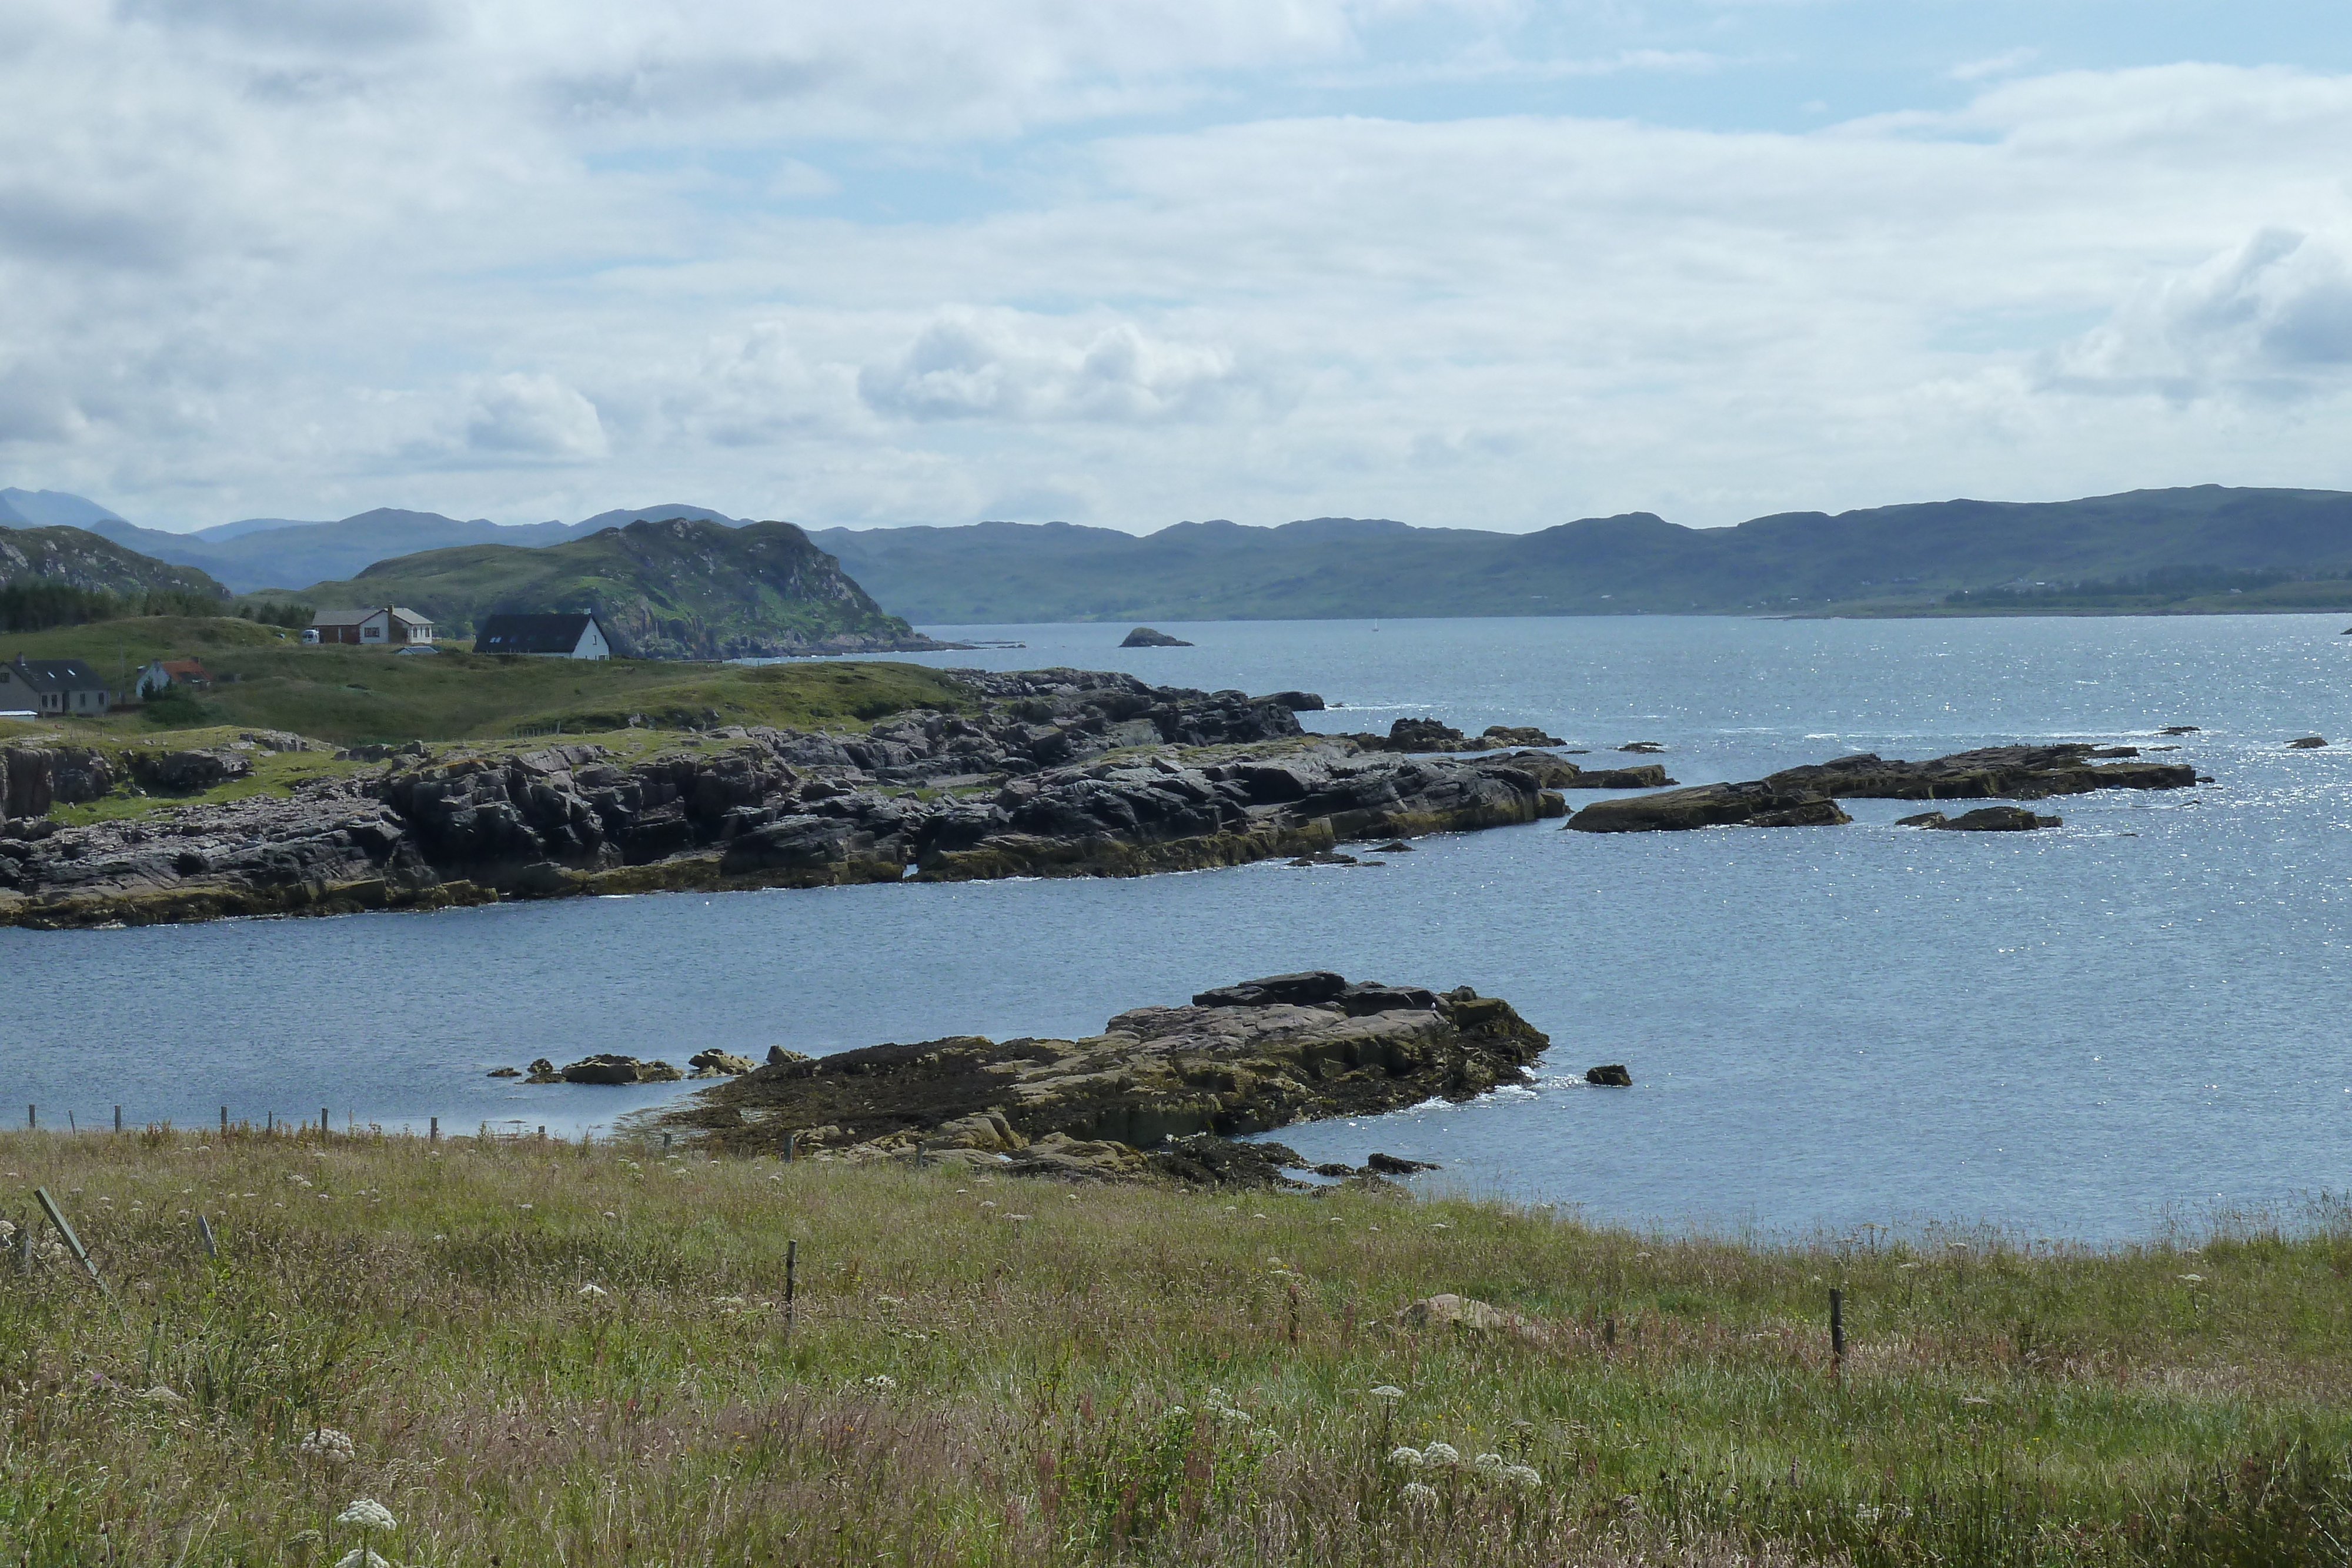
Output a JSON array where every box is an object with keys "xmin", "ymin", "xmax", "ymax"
[
  {"xmin": 264, "ymin": 517, "xmax": 919, "ymax": 657},
  {"xmin": 0, "ymin": 616, "xmax": 971, "ymax": 743},
  {"xmin": 812, "ymin": 486, "xmax": 2352, "ymax": 621},
  {"xmin": 4, "ymin": 1129, "xmax": 2350, "ymax": 1567},
  {"xmin": 0, "ymin": 524, "xmax": 229, "ymax": 604}
]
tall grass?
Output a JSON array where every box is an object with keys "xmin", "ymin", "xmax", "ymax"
[{"xmin": 2, "ymin": 1129, "xmax": 2350, "ymax": 1566}]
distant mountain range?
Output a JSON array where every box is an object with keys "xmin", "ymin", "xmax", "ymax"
[
  {"xmin": 73, "ymin": 502, "xmax": 744, "ymax": 592},
  {"xmin": 256, "ymin": 517, "xmax": 926, "ymax": 658},
  {"xmin": 806, "ymin": 487, "xmax": 2352, "ymax": 622},
  {"xmin": 17, "ymin": 482, "xmax": 2352, "ymax": 624}
]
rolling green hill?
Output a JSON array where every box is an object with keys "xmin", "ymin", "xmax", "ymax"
[
  {"xmin": 810, "ymin": 486, "xmax": 2352, "ymax": 621},
  {"xmin": 265, "ymin": 516, "xmax": 926, "ymax": 656},
  {"xmin": 0, "ymin": 524, "xmax": 229, "ymax": 601}
]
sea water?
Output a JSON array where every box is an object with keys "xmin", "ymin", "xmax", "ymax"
[{"xmin": 6, "ymin": 613, "xmax": 2349, "ymax": 1241}]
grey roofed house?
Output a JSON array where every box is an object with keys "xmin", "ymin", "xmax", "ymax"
[
  {"xmin": 2, "ymin": 655, "xmax": 113, "ymax": 717},
  {"xmin": 473, "ymin": 612, "xmax": 613, "ymax": 660}
]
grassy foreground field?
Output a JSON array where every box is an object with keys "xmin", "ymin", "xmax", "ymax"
[
  {"xmin": 0, "ymin": 616, "xmax": 970, "ymax": 743},
  {"xmin": 3, "ymin": 1132, "xmax": 2350, "ymax": 1567}
]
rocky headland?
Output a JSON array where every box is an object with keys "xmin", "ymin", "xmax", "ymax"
[
  {"xmin": 1563, "ymin": 743, "xmax": 2199, "ymax": 833},
  {"xmin": 0, "ymin": 670, "xmax": 1583, "ymax": 928},
  {"xmin": 643, "ymin": 969, "xmax": 1549, "ymax": 1188}
]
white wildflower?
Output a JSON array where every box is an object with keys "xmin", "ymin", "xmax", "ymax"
[
  {"xmin": 141, "ymin": 1386, "xmax": 186, "ymax": 1406},
  {"xmin": 335, "ymin": 1499, "xmax": 396, "ymax": 1532},
  {"xmin": 1419, "ymin": 1442, "xmax": 1460, "ymax": 1467},
  {"xmin": 1388, "ymin": 1446, "xmax": 1425, "ymax": 1468},
  {"xmin": 1167, "ymin": 1406, "xmax": 1188, "ymax": 1418},
  {"xmin": 335, "ymin": 1551, "xmax": 390, "ymax": 1568},
  {"xmin": 1474, "ymin": 1452, "xmax": 1506, "ymax": 1475},
  {"xmin": 1368, "ymin": 1385, "xmax": 1406, "ymax": 1403},
  {"xmin": 577, "ymin": 1283, "xmax": 608, "ymax": 1298},
  {"xmin": 1400, "ymin": 1482, "xmax": 1439, "ymax": 1506},
  {"xmin": 297, "ymin": 1428, "xmax": 356, "ymax": 1463},
  {"xmin": 864, "ymin": 1374, "xmax": 898, "ymax": 1391},
  {"xmin": 2178, "ymin": 1273, "xmax": 2204, "ymax": 1283},
  {"xmin": 1502, "ymin": 1464, "xmax": 1543, "ymax": 1488}
]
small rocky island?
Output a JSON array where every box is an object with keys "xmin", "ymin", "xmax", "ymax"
[
  {"xmin": 643, "ymin": 970, "xmax": 1547, "ymax": 1188},
  {"xmin": 1120, "ymin": 626, "xmax": 1193, "ymax": 647},
  {"xmin": 1564, "ymin": 743, "xmax": 2197, "ymax": 832}
]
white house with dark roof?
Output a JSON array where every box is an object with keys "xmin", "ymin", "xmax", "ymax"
[
  {"xmin": 473, "ymin": 612, "xmax": 612, "ymax": 660},
  {"xmin": 307, "ymin": 606, "xmax": 436, "ymax": 647},
  {"xmin": 2, "ymin": 655, "xmax": 112, "ymax": 717}
]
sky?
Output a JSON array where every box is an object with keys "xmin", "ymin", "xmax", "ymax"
[{"xmin": 5, "ymin": 1, "xmax": 2352, "ymax": 536}]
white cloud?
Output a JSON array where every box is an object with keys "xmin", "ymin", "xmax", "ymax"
[
  {"xmin": 1949, "ymin": 47, "xmax": 2038, "ymax": 83},
  {"xmin": 452, "ymin": 374, "xmax": 609, "ymax": 461},
  {"xmin": 2040, "ymin": 229, "xmax": 2352, "ymax": 400},
  {"xmin": 859, "ymin": 312, "xmax": 1256, "ymax": 423}
]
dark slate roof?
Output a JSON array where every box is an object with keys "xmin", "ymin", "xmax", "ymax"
[
  {"xmin": 6, "ymin": 656, "xmax": 106, "ymax": 694},
  {"xmin": 476, "ymin": 613, "xmax": 599, "ymax": 655}
]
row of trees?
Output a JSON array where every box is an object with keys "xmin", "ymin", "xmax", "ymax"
[{"xmin": 0, "ymin": 583, "xmax": 312, "ymax": 633}]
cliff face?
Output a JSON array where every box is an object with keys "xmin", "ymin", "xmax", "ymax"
[
  {"xmin": 0, "ymin": 525, "xmax": 230, "ymax": 600},
  {"xmin": 279, "ymin": 517, "xmax": 934, "ymax": 656}
]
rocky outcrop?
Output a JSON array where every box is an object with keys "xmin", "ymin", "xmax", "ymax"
[
  {"xmin": 3, "ymin": 747, "xmax": 116, "ymax": 823},
  {"xmin": 1898, "ymin": 807, "xmax": 2062, "ymax": 831},
  {"xmin": 688, "ymin": 1049, "xmax": 757, "ymax": 1076},
  {"xmin": 1566, "ymin": 744, "xmax": 2195, "ymax": 833},
  {"xmin": 126, "ymin": 748, "xmax": 252, "ymax": 793},
  {"xmin": 650, "ymin": 973, "xmax": 1549, "ymax": 1185},
  {"xmin": 1120, "ymin": 627, "xmax": 1193, "ymax": 647},
  {"xmin": 1584, "ymin": 1064, "xmax": 1632, "ymax": 1086},
  {"xmin": 0, "ymin": 671, "xmax": 1586, "ymax": 927},
  {"xmin": 1351, "ymin": 719, "xmax": 1570, "ymax": 754},
  {"xmin": 559, "ymin": 1054, "xmax": 683, "ymax": 1085}
]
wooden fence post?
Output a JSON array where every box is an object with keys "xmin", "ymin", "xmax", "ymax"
[
  {"xmin": 34, "ymin": 1188, "xmax": 105, "ymax": 1296},
  {"xmin": 784, "ymin": 1239, "xmax": 798, "ymax": 1339},
  {"xmin": 1830, "ymin": 1287, "xmax": 1846, "ymax": 1369}
]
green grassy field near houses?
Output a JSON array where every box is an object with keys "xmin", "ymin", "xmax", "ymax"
[{"xmin": 0, "ymin": 616, "xmax": 972, "ymax": 744}]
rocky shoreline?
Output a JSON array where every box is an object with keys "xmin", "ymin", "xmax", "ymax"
[
  {"xmin": 641, "ymin": 969, "xmax": 1550, "ymax": 1189},
  {"xmin": 0, "ymin": 673, "xmax": 1588, "ymax": 929},
  {"xmin": 1, "ymin": 683, "xmax": 2218, "ymax": 926}
]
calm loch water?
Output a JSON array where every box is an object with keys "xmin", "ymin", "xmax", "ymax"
[{"xmin": 8, "ymin": 613, "xmax": 2350, "ymax": 1241}]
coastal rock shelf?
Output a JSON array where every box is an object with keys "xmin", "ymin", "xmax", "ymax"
[
  {"xmin": 646, "ymin": 969, "xmax": 1549, "ymax": 1187},
  {"xmin": 0, "ymin": 669, "xmax": 1578, "ymax": 928},
  {"xmin": 1563, "ymin": 744, "xmax": 2197, "ymax": 833}
]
